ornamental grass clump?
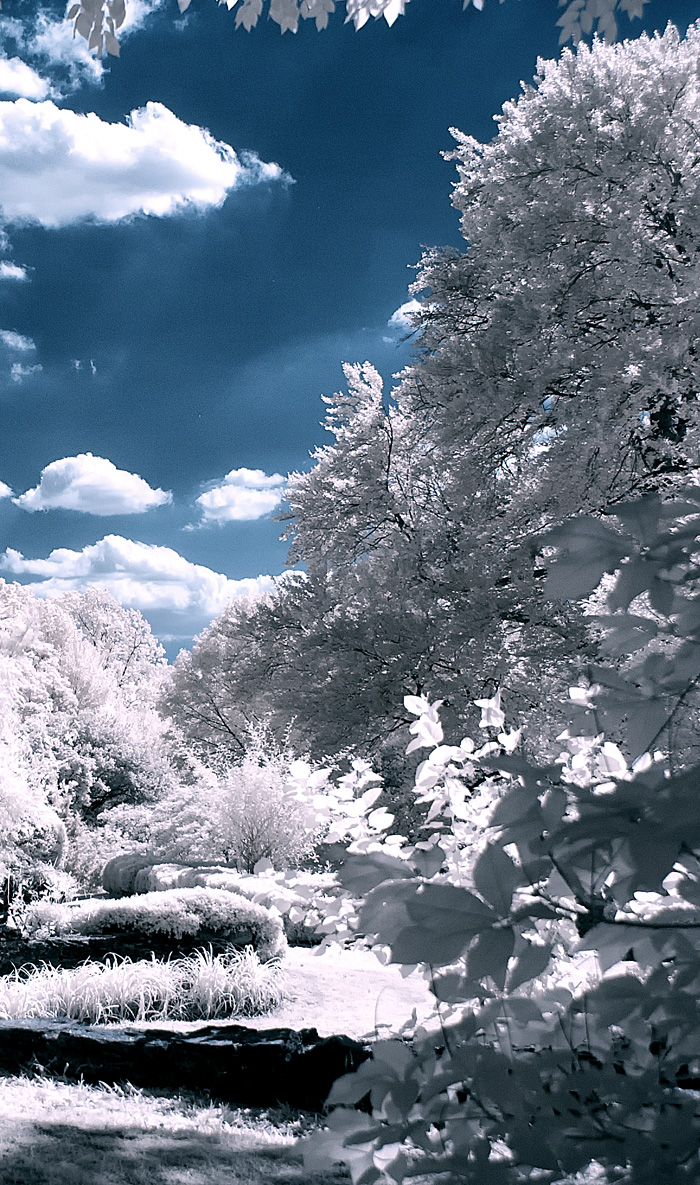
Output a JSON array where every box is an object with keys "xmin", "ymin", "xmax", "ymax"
[
  {"xmin": 67, "ymin": 887, "xmax": 286, "ymax": 960},
  {"xmin": 0, "ymin": 946, "xmax": 285, "ymax": 1024}
]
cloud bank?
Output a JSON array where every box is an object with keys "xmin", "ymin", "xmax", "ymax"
[
  {"xmin": 1, "ymin": 535, "xmax": 278, "ymax": 620},
  {"xmin": 196, "ymin": 467, "xmax": 286, "ymax": 524},
  {"xmin": 14, "ymin": 454, "xmax": 172, "ymax": 516},
  {"xmin": 0, "ymin": 480, "xmax": 11, "ymax": 499},
  {"xmin": 0, "ymin": 99, "xmax": 289, "ymax": 227}
]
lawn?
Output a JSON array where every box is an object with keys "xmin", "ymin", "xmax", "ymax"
[{"xmin": 0, "ymin": 1073, "xmax": 349, "ymax": 1185}]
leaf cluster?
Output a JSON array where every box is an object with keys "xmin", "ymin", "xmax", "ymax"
[{"xmin": 303, "ymin": 487, "xmax": 700, "ymax": 1183}]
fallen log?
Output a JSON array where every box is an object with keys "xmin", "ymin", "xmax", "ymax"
[{"xmin": 0, "ymin": 1017, "xmax": 371, "ymax": 1112}]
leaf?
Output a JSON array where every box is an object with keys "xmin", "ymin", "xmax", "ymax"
[
  {"xmin": 608, "ymin": 493, "xmax": 662, "ymax": 545},
  {"xmin": 390, "ymin": 923, "xmax": 474, "ymax": 965},
  {"xmin": 406, "ymin": 883, "xmax": 495, "ymax": 932},
  {"xmin": 431, "ymin": 969, "xmax": 491, "ymax": 1002},
  {"xmin": 607, "ymin": 559, "xmax": 663, "ymax": 612},
  {"xmin": 67, "ymin": 4, "xmax": 80, "ymax": 16},
  {"xmin": 541, "ymin": 517, "xmax": 632, "ymax": 600},
  {"xmin": 337, "ymin": 852, "xmax": 412, "ymax": 895},
  {"xmin": 372, "ymin": 1039, "xmax": 416, "ymax": 1075},
  {"xmin": 472, "ymin": 845, "xmax": 523, "ymax": 913},
  {"xmin": 465, "ymin": 926, "xmax": 515, "ymax": 989},
  {"xmin": 409, "ymin": 843, "xmax": 446, "ymax": 878},
  {"xmin": 585, "ymin": 974, "xmax": 646, "ymax": 1025},
  {"xmin": 647, "ymin": 576, "xmax": 676, "ymax": 616},
  {"xmin": 359, "ymin": 880, "xmax": 417, "ymax": 944},
  {"xmin": 506, "ymin": 940, "xmax": 553, "ymax": 991}
]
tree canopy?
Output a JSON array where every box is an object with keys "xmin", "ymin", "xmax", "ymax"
[{"xmin": 165, "ymin": 24, "xmax": 700, "ymax": 766}]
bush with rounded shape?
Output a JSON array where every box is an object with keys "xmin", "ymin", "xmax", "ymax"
[{"xmin": 69, "ymin": 887, "xmax": 286, "ymax": 961}]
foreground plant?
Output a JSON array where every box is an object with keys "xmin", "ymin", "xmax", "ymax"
[{"xmin": 305, "ymin": 488, "xmax": 700, "ymax": 1183}]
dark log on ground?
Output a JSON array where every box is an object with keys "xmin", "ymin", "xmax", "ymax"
[
  {"xmin": 0, "ymin": 931, "xmax": 261, "ymax": 977},
  {"xmin": 0, "ymin": 1018, "xmax": 371, "ymax": 1112}
]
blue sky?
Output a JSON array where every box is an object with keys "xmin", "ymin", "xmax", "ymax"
[{"xmin": 0, "ymin": 0, "xmax": 696, "ymax": 654}]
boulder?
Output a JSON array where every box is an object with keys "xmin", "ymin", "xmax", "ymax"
[{"xmin": 0, "ymin": 1017, "xmax": 371, "ymax": 1112}]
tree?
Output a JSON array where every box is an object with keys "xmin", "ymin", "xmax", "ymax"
[
  {"xmin": 68, "ymin": 0, "xmax": 651, "ymax": 59},
  {"xmin": 401, "ymin": 24, "xmax": 700, "ymax": 527}
]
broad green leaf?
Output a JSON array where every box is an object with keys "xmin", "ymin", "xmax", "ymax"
[
  {"xmin": 506, "ymin": 940, "xmax": 553, "ymax": 991},
  {"xmin": 472, "ymin": 845, "xmax": 523, "ymax": 913},
  {"xmin": 336, "ymin": 852, "xmax": 413, "ymax": 895},
  {"xmin": 465, "ymin": 925, "xmax": 515, "ymax": 989},
  {"xmin": 390, "ymin": 923, "xmax": 476, "ymax": 965},
  {"xmin": 359, "ymin": 880, "xmax": 418, "ymax": 944},
  {"xmin": 372, "ymin": 1040, "xmax": 416, "ymax": 1076},
  {"xmin": 405, "ymin": 883, "xmax": 495, "ymax": 933},
  {"xmin": 431, "ymin": 969, "xmax": 492, "ymax": 1002},
  {"xmin": 585, "ymin": 975, "xmax": 646, "ymax": 1025},
  {"xmin": 607, "ymin": 559, "xmax": 663, "ymax": 612},
  {"xmin": 608, "ymin": 493, "xmax": 662, "ymax": 545},
  {"xmin": 409, "ymin": 843, "xmax": 446, "ymax": 878}
]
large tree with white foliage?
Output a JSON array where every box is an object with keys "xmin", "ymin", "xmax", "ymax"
[{"xmin": 166, "ymin": 24, "xmax": 700, "ymax": 764}]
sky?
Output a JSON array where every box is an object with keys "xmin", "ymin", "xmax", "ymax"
[{"xmin": 0, "ymin": 0, "xmax": 697, "ymax": 656}]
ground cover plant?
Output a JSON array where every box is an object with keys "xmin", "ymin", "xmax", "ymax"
[{"xmin": 0, "ymin": 946, "xmax": 285, "ymax": 1024}]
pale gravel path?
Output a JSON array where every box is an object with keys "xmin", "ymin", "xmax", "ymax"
[{"xmin": 129, "ymin": 946, "xmax": 439, "ymax": 1041}]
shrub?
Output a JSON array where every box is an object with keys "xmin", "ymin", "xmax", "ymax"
[
  {"xmin": 0, "ymin": 946, "xmax": 285, "ymax": 1023},
  {"xmin": 133, "ymin": 861, "xmax": 344, "ymax": 944},
  {"xmin": 67, "ymin": 887, "xmax": 286, "ymax": 960},
  {"xmin": 101, "ymin": 851, "xmax": 162, "ymax": 897}
]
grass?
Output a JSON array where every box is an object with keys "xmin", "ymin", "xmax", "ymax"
[
  {"xmin": 0, "ymin": 946, "xmax": 286, "ymax": 1024},
  {"xmin": 0, "ymin": 1072, "xmax": 350, "ymax": 1185}
]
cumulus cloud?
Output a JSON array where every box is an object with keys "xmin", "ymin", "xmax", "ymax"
[
  {"xmin": 13, "ymin": 454, "xmax": 172, "ymax": 516},
  {"xmin": 0, "ymin": 56, "xmax": 49, "ymax": 99},
  {"xmin": 0, "ymin": 261, "xmax": 27, "ymax": 280},
  {"xmin": 0, "ymin": 329, "xmax": 34, "ymax": 351},
  {"xmin": 195, "ymin": 467, "xmax": 286, "ymax": 524},
  {"xmin": 0, "ymin": 480, "xmax": 11, "ymax": 498},
  {"xmin": 0, "ymin": 535, "xmax": 278, "ymax": 619},
  {"xmin": 387, "ymin": 298, "xmax": 421, "ymax": 331},
  {"xmin": 21, "ymin": 2, "xmax": 166, "ymax": 93},
  {"xmin": 0, "ymin": 99, "xmax": 289, "ymax": 227}
]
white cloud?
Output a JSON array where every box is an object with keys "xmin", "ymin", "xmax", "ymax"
[
  {"xmin": 0, "ymin": 329, "xmax": 34, "ymax": 351},
  {"xmin": 0, "ymin": 56, "xmax": 49, "ymax": 99},
  {"xmin": 0, "ymin": 261, "xmax": 27, "ymax": 280},
  {"xmin": 0, "ymin": 535, "xmax": 278, "ymax": 619},
  {"xmin": 13, "ymin": 453, "xmax": 172, "ymax": 516},
  {"xmin": 0, "ymin": 99, "xmax": 289, "ymax": 228},
  {"xmin": 10, "ymin": 362, "xmax": 40, "ymax": 383},
  {"xmin": 387, "ymin": 299, "xmax": 421, "ymax": 331},
  {"xmin": 27, "ymin": 1, "xmax": 168, "ymax": 90},
  {"xmin": 0, "ymin": 480, "xmax": 11, "ymax": 498},
  {"xmin": 196, "ymin": 467, "xmax": 286, "ymax": 524}
]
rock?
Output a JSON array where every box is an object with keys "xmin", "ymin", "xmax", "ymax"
[{"xmin": 0, "ymin": 1017, "xmax": 371, "ymax": 1112}]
